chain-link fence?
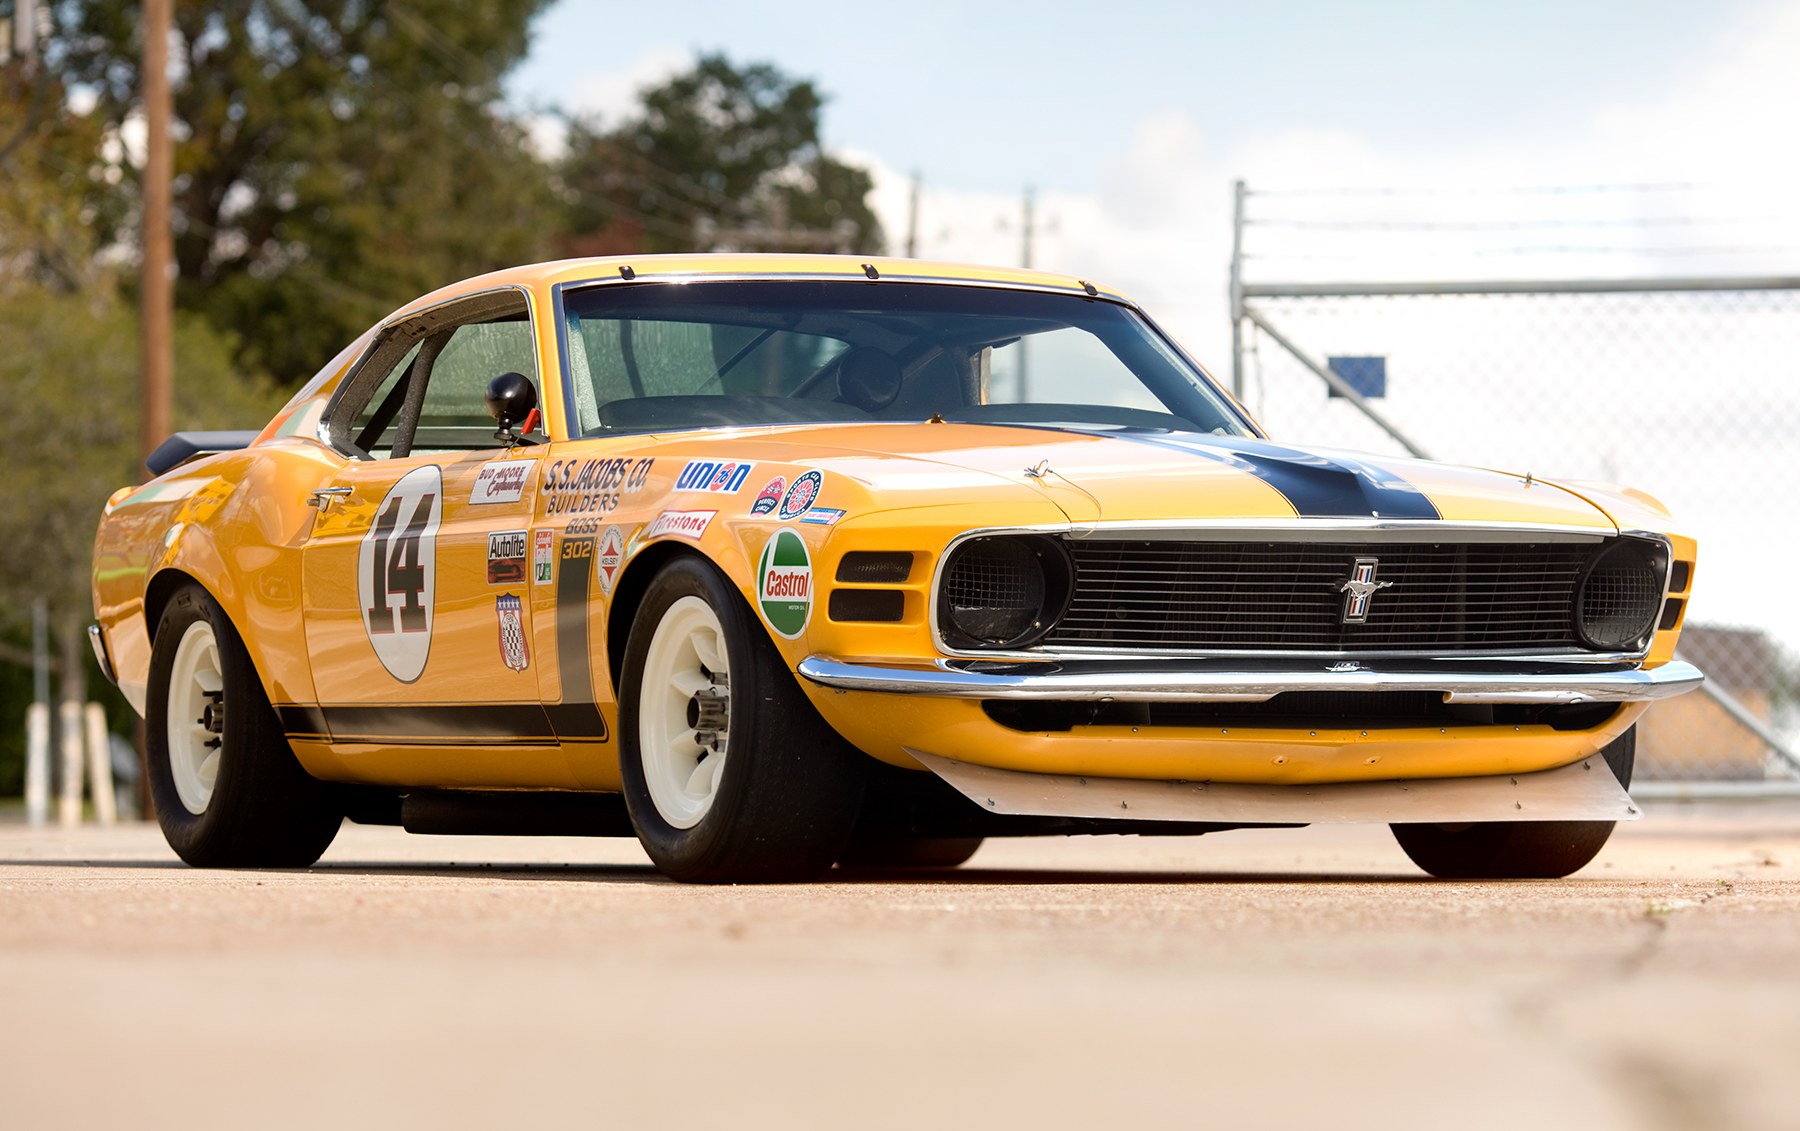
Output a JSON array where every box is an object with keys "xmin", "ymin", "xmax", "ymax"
[{"xmin": 1229, "ymin": 186, "xmax": 1798, "ymax": 782}]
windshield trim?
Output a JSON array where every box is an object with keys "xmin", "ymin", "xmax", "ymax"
[{"xmin": 548, "ymin": 276, "xmax": 1261, "ymax": 440}]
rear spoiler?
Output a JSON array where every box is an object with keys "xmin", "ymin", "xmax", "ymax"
[{"xmin": 145, "ymin": 431, "xmax": 260, "ymax": 476}]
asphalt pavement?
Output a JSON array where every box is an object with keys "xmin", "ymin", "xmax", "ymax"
[{"xmin": 2, "ymin": 802, "xmax": 1797, "ymax": 1130}]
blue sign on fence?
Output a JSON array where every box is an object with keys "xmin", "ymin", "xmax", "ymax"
[{"xmin": 1327, "ymin": 356, "xmax": 1387, "ymax": 399}]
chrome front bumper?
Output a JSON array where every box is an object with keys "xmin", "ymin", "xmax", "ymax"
[{"xmin": 797, "ymin": 657, "xmax": 1704, "ymax": 706}]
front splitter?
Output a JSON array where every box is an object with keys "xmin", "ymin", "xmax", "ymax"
[{"xmin": 904, "ymin": 749, "xmax": 1639, "ymax": 826}]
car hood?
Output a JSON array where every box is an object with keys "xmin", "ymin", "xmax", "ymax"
[{"xmin": 715, "ymin": 420, "xmax": 1624, "ymax": 531}]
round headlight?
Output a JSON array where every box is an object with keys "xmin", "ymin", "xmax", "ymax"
[
  {"xmin": 1575, "ymin": 539, "xmax": 1664, "ymax": 651},
  {"xmin": 940, "ymin": 537, "xmax": 1070, "ymax": 649}
]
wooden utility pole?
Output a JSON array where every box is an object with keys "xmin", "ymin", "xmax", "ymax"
[{"xmin": 140, "ymin": 0, "xmax": 173, "ymax": 465}]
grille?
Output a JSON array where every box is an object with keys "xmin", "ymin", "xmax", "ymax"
[{"xmin": 1041, "ymin": 539, "xmax": 1603, "ymax": 653}]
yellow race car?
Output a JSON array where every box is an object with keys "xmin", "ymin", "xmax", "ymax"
[{"xmin": 91, "ymin": 255, "xmax": 1702, "ymax": 882}]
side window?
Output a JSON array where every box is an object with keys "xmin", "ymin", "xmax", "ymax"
[
  {"xmin": 328, "ymin": 292, "xmax": 542, "ymax": 460},
  {"xmin": 413, "ymin": 316, "xmax": 539, "ymax": 452},
  {"xmin": 346, "ymin": 342, "xmax": 423, "ymax": 458}
]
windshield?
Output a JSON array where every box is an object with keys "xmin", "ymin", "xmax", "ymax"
[{"xmin": 558, "ymin": 280, "xmax": 1252, "ymax": 437}]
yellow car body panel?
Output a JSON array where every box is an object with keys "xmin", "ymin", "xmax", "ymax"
[{"xmin": 92, "ymin": 254, "xmax": 1699, "ymax": 811}]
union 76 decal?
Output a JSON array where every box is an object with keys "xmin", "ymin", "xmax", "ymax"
[{"xmin": 357, "ymin": 465, "xmax": 443, "ymax": 682}]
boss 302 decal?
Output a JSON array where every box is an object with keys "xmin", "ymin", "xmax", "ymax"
[{"xmin": 358, "ymin": 464, "xmax": 442, "ymax": 682}]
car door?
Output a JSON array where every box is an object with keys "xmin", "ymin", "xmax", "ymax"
[{"xmin": 298, "ymin": 290, "xmax": 580, "ymax": 789}]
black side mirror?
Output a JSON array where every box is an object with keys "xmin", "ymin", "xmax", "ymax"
[{"xmin": 485, "ymin": 371, "xmax": 539, "ymax": 444}]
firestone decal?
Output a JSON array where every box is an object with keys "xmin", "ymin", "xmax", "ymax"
[
  {"xmin": 357, "ymin": 465, "xmax": 442, "ymax": 683},
  {"xmin": 532, "ymin": 529, "xmax": 554, "ymax": 586},
  {"xmin": 757, "ymin": 528, "xmax": 813, "ymax": 639},
  {"xmin": 676, "ymin": 460, "xmax": 754, "ymax": 494},
  {"xmin": 471, "ymin": 459, "xmax": 534, "ymax": 505},
  {"xmin": 596, "ymin": 525, "xmax": 625, "ymax": 595},
  {"xmin": 750, "ymin": 476, "xmax": 786, "ymax": 516},
  {"xmin": 778, "ymin": 470, "xmax": 822, "ymax": 520},
  {"xmin": 487, "ymin": 529, "xmax": 528, "ymax": 585},
  {"xmin": 496, "ymin": 593, "xmax": 530, "ymax": 672},
  {"xmin": 542, "ymin": 457, "xmax": 653, "ymax": 518},
  {"xmin": 644, "ymin": 510, "xmax": 716, "ymax": 541}
]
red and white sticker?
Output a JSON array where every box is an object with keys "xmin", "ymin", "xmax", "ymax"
[
  {"xmin": 358, "ymin": 465, "xmax": 442, "ymax": 682},
  {"xmin": 596, "ymin": 525, "xmax": 625, "ymax": 595},
  {"xmin": 643, "ymin": 510, "xmax": 715, "ymax": 541},
  {"xmin": 750, "ymin": 475, "xmax": 786, "ymax": 516},
  {"xmin": 532, "ymin": 529, "xmax": 554, "ymax": 586},
  {"xmin": 471, "ymin": 459, "xmax": 534, "ymax": 504}
]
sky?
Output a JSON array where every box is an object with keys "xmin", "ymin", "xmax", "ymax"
[{"xmin": 507, "ymin": 0, "xmax": 1800, "ymax": 650}]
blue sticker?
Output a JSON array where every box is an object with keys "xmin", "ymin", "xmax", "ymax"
[{"xmin": 798, "ymin": 507, "xmax": 845, "ymax": 526}]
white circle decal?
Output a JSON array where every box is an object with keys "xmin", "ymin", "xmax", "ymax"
[{"xmin": 356, "ymin": 465, "xmax": 443, "ymax": 682}]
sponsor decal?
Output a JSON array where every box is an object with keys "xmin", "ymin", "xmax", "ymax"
[
  {"xmin": 496, "ymin": 593, "xmax": 530, "ymax": 672},
  {"xmin": 750, "ymin": 475, "xmax": 786, "ymax": 516},
  {"xmin": 757, "ymin": 528, "xmax": 813, "ymax": 639},
  {"xmin": 551, "ymin": 536, "xmax": 608, "ymax": 741},
  {"xmin": 798, "ymin": 507, "xmax": 845, "ymax": 526},
  {"xmin": 778, "ymin": 470, "xmax": 822, "ymax": 520},
  {"xmin": 486, "ymin": 529, "xmax": 528, "ymax": 585},
  {"xmin": 596, "ymin": 525, "xmax": 625, "ymax": 595},
  {"xmin": 675, "ymin": 459, "xmax": 755, "ymax": 494},
  {"xmin": 533, "ymin": 529, "xmax": 554, "ymax": 585},
  {"xmin": 541, "ymin": 457, "xmax": 653, "ymax": 518},
  {"xmin": 471, "ymin": 459, "xmax": 534, "ymax": 505},
  {"xmin": 644, "ymin": 510, "xmax": 716, "ymax": 541},
  {"xmin": 357, "ymin": 465, "xmax": 443, "ymax": 683}
]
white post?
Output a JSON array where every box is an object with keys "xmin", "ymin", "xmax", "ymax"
[
  {"xmin": 25, "ymin": 702, "xmax": 50, "ymax": 827},
  {"xmin": 84, "ymin": 703, "xmax": 117, "ymax": 825},
  {"xmin": 58, "ymin": 699, "xmax": 84, "ymax": 826}
]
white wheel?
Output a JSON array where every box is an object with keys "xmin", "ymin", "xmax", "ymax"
[
  {"xmin": 166, "ymin": 618, "xmax": 225, "ymax": 815},
  {"xmin": 636, "ymin": 595, "xmax": 732, "ymax": 829}
]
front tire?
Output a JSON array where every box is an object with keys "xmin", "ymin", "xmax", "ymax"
[
  {"xmin": 1391, "ymin": 726, "xmax": 1636, "ymax": 880},
  {"xmin": 618, "ymin": 556, "xmax": 867, "ymax": 882},
  {"xmin": 145, "ymin": 584, "xmax": 342, "ymax": 867}
]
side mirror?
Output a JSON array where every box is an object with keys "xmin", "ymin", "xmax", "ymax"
[{"xmin": 485, "ymin": 371, "xmax": 539, "ymax": 445}]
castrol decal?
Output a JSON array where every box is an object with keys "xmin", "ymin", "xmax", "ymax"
[{"xmin": 756, "ymin": 528, "xmax": 813, "ymax": 639}]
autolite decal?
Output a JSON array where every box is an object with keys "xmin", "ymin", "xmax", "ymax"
[
  {"xmin": 757, "ymin": 528, "xmax": 813, "ymax": 639},
  {"xmin": 486, "ymin": 529, "xmax": 528, "ymax": 584},
  {"xmin": 644, "ymin": 510, "xmax": 716, "ymax": 540},
  {"xmin": 675, "ymin": 459, "xmax": 754, "ymax": 494}
]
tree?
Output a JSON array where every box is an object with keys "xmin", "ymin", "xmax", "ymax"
[
  {"xmin": 560, "ymin": 54, "xmax": 883, "ymax": 257},
  {"xmin": 47, "ymin": 0, "xmax": 558, "ymax": 384}
]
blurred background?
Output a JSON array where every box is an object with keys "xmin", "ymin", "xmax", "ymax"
[{"xmin": 2, "ymin": 0, "xmax": 1795, "ymax": 818}]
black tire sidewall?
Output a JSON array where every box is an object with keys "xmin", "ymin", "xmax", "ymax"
[
  {"xmin": 618, "ymin": 559, "xmax": 758, "ymax": 874},
  {"xmin": 145, "ymin": 587, "xmax": 233, "ymax": 859}
]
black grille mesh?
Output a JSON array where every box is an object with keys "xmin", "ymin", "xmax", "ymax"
[
  {"xmin": 1577, "ymin": 544, "xmax": 1663, "ymax": 648},
  {"xmin": 1039, "ymin": 539, "xmax": 1608, "ymax": 653}
]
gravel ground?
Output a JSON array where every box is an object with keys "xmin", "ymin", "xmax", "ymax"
[{"xmin": 2, "ymin": 802, "xmax": 1797, "ymax": 1130}]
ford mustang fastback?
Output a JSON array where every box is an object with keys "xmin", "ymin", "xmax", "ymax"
[{"xmin": 90, "ymin": 254, "xmax": 1703, "ymax": 881}]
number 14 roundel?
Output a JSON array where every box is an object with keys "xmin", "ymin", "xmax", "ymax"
[{"xmin": 358, "ymin": 464, "xmax": 443, "ymax": 682}]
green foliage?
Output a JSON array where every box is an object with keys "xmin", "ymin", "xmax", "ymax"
[
  {"xmin": 561, "ymin": 54, "xmax": 884, "ymax": 257},
  {"xmin": 49, "ymin": 0, "xmax": 558, "ymax": 384}
]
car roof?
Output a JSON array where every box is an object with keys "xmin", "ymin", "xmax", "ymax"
[{"xmin": 391, "ymin": 254, "xmax": 1134, "ymax": 322}]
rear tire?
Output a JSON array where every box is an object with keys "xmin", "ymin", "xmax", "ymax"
[
  {"xmin": 145, "ymin": 584, "xmax": 342, "ymax": 867},
  {"xmin": 619, "ymin": 556, "xmax": 867, "ymax": 882},
  {"xmin": 1391, "ymin": 726, "xmax": 1636, "ymax": 880}
]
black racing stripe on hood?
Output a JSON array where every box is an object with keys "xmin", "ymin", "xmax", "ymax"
[{"xmin": 1032, "ymin": 426, "xmax": 1441, "ymax": 519}]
